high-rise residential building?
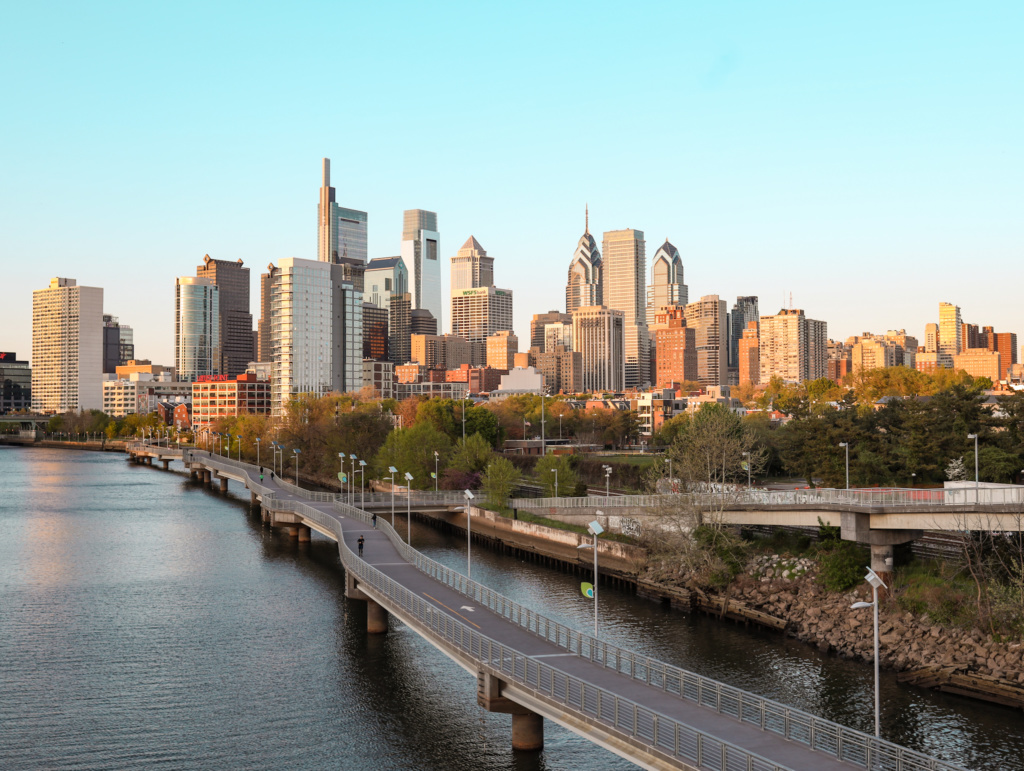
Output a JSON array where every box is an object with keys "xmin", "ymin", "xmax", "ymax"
[
  {"xmin": 258, "ymin": 266, "xmax": 273, "ymax": 362},
  {"xmin": 566, "ymin": 208, "xmax": 602, "ymax": 313},
  {"xmin": 531, "ymin": 310, "xmax": 571, "ymax": 350},
  {"xmin": 730, "ymin": 297, "xmax": 759, "ymax": 369},
  {"xmin": 317, "ymin": 158, "xmax": 367, "ymax": 264},
  {"xmin": 883, "ymin": 330, "xmax": 919, "ymax": 368},
  {"xmin": 738, "ymin": 321, "xmax": 760, "ymax": 386},
  {"xmin": 646, "ymin": 240, "xmax": 688, "ymax": 326},
  {"xmin": 758, "ymin": 308, "xmax": 828, "ymax": 384},
  {"xmin": 535, "ymin": 345, "xmax": 582, "ymax": 395},
  {"xmin": 847, "ymin": 334, "xmax": 898, "ymax": 373},
  {"xmin": 175, "ymin": 276, "xmax": 220, "ymax": 383},
  {"xmin": 362, "ymin": 303, "xmax": 389, "ymax": 361},
  {"xmin": 0, "ymin": 352, "xmax": 32, "ymax": 413},
  {"xmin": 364, "ymin": 257, "xmax": 408, "ymax": 314},
  {"xmin": 603, "ymin": 228, "xmax": 649, "ymax": 388},
  {"xmin": 684, "ymin": 295, "xmax": 728, "ymax": 387},
  {"xmin": 924, "ymin": 323, "xmax": 939, "ymax": 353},
  {"xmin": 196, "ymin": 254, "xmax": 253, "ymax": 377},
  {"xmin": 102, "ymin": 314, "xmax": 134, "ymax": 374},
  {"xmin": 268, "ymin": 258, "xmax": 362, "ymax": 416},
  {"xmin": 410, "ymin": 334, "xmax": 472, "ymax": 371},
  {"xmin": 978, "ymin": 327, "xmax": 1018, "ymax": 378},
  {"xmin": 954, "ymin": 349, "xmax": 1002, "ymax": 382},
  {"xmin": 962, "ymin": 323, "xmax": 980, "ymax": 351},
  {"xmin": 544, "ymin": 322, "xmax": 573, "ymax": 352},
  {"xmin": 938, "ymin": 302, "xmax": 962, "ymax": 366},
  {"xmin": 572, "ymin": 305, "xmax": 624, "ymax": 393},
  {"xmin": 401, "ymin": 209, "xmax": 441, "ymax": 325},
  {"xmin": 450, "ymin": 236, "xmax": 494, "ymax": 292},
  {"xmin": 389, "ymin": 293, "xmax": 412, "ymax": 365},
  {"xmin": 486, "ymin": 330, "xmax": 517, "ymax": 370},
  {"xmin": 654, "ymin": 307, "xmax": 698, "ymax": 387},
  {"xmin": 450, "ymin": 286, "xmax": 514, "ymax": 366},
  {"xmin": 31, "ymin": 278, "xmax": 104, "ymax": 413}
]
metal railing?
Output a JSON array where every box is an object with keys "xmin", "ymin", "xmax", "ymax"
[
  {"xmin": 167, "ymin": 451, "xmax": 965, "ymax": 771},
  {"xmin": 357, "ymin": 491, "xmax": 468, "ymax": 506},
  {"xmin": 513, "ymin": 486, "xmax": 1024, "ymax": 511}
]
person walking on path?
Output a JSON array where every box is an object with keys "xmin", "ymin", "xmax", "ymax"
[
  {"xmin": 371, "ymin": 513, "xmax": 377, "ymax": 529},
  {"xmin": 259, "ymin": 466, "xmax": 264, "ymax": 483},
  {"xmin": 357, "ymin": 535, "xmax": 365, "ymax": 556}
]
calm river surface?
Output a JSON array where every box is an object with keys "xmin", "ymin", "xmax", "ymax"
[{"xmin": 1, "ymin": 447, "xmax": 1021, "ymax": 770}]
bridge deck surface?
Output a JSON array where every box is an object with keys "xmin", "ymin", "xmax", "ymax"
[{"xmin": 257, "ymin": 475, "xmax": 857, "ymax": 771}]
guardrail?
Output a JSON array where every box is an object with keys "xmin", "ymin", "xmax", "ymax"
[
  {"xmin": 167, "ymin": 451, "xmax": 964, "ymax": 771},
  {"xmin": 358, "ymin": 491, "xmax": 468, "ymax": 506},
  {"xmin": 513, "ymin": 487, "xmax": 1024, "ymax": 510}
]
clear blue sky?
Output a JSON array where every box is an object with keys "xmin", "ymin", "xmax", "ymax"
[{"xmin": 3, "ymin": 2, "xmax": 1022, "ymax": 366}]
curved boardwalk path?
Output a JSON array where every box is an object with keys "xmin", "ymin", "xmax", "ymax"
[{"xmin": 127, "ymin": 443, "xmax": 967, "ymax": 771}]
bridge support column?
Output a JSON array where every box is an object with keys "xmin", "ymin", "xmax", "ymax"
[
  {"xmin": 161, "ymin": 459, "xmax": 169, "ymax": 470},
  {"xmin": 189, "ymin": 468, "xmax": 198, "ymax": 480},
  {"xmin": 250, "ymin": 492, "xmax": 258, "ymax": 507},
  {"xmin": 871, "ymin": 543, "xmax": 894, "ymax": 589},
  {"xmin": 202, "ymin": 469, "xmax": 211, "ymax": 486},
  {"xmin": 511, "ymin": 712, "xmax": 544, "ymax": 751},
  {"xmin": 261, "ymin": 506, "xmax": 270, "ymax": 524},
  {"xmin": 366, "ymin": 599, "xmax": 389, "ymax": 634},
  {"xmin": 219, "ymin": 477, "xmax": 228, "ymax": 493},
  {"xmin": 282, "ymin": 525, "xmax": 299, "ymax": 538},
  {"xmin": 297, "ymin": 525, "xmax": 311, "ymax": 542}
]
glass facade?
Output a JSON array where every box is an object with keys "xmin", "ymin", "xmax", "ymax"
[
  {"xmin": 175, "ymin": 277, "xmax": 220, "ymax": 382},
  {"xmin": 0, "ymin": 354, "xmax": 31, "ymax": 413}
]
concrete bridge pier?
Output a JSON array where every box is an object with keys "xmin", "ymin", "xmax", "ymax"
[
  {"xmin": 250, "ymin": 491, "xmax": 259, "ymax": 507},
  {"xmin": 842, "ymin": 512, "xmax": 922, "ymax": 591},
  {"xmin": 161, "ymin": 459, "xmax": 169, "ymax": 471},
  {"xmin": 478, "ymin": 671, "xmax": 543, "ymax": 751},
  {"xmin": 297, "ymin": 525, "xmax": 311, "ymax": 542},
  {"xmin": 261, "ymin": 506, "xmax": 270, "ymax": 524},
  {"xmin": 202, "ymin": 469, "xmax": 211, "ymax": 487},
  {"xmin": 219, "ymin": 477, "xmax": 228, "ymax": 493},
  {"xmin": 189, "ymin": 468, "xmax": 198, "ymax": 481},
  {"xmin": 366, "ymin": 600, "xmax": 389, "ymax": 634}
]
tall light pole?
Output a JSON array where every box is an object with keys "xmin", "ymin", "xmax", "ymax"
[
  {"xmin": 359, "ymin": 460, "xmax": 367, "ymax": 508},
  {"xmin": 350, "ymin": 454, "xmax": 358, "ymax": 506},
  {"xmin": 433, "ymin": 451, "xmax": 439, "ymax": 492},
  {"xmin": 541, "ymin": 394, "xmax": 546, "ymax": 457},
  {"xmin": 850, "ymin": 568, "xmax": 887, "ymax": 738},
  {"xmin": 404, "ymin": 472, "xmax": 414, "ymax": 543},
  {"xmin": 463, "ymin": 489, "xmax": 475, "ymax": 579},
  {"xmin": 388, "ymin": 466, "xmax": 398, "ymax": 525},
  {"xmin": 236, "ymin": 435, "xmax": 242, "ymax": 462},
  {"xmin": 603, "ymin": 464, "xmax": 612, "ymax": 498},
  {"xmin": 461, "ymin": 400, "xmax": 466, "ymax": 443},
  {"xmin": 255, "ymin": 437, "xmax": 260, "ymax": 468},
  {"xmin": 839, "ymin": 442, "xmax": 849, "ymax": 490},
  {"xmin": 293, "ymin": 448, "xmax": 300, "ymax": 485},
  {"xmin": 551, "ymin": 467, "xmax": 558, "ymax": 498},
  {"xmin": 742, "ymin": 451, "xmax": 751, "ymax": 489},
  {"xmin": 577, "ymin": 517, "xmax": 605, "ymax": 638},
  {"xmin": 338, "ymin": 453, "xmax": 345, "ymax": 496},
  {"xmin": 559, "ymin": 413, "xmax": 563, "ymax": 440},
  {"xmin": 967, "ymin": 433, "xmax": 979, "ymax": 504}
]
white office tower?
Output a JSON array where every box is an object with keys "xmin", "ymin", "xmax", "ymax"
[
  {"xmin": 175, "ymin": 276, "xmax": 221, "ymax": 382},
  {"xmin": 572, "ymin": 305, "xmax": 624, "ymax": 392},
  {"xmin": 450, "ymin": 286, "xmax": 514, "ymax": 365},
  {"xmin": 317, "ymin": 158, "xmax": 368, "ymax": 264},
  {"xmin": 602, "ymin": 228, "xmax": 649, "ymax": 389},
  {"xmin": 31, "ymin": 277, "xmax": 104, "ymax": 412},
  {"xmin": 450, "ymin": 236, "xmax": 494, "ymax": 292},
  {"xmin": 365, "ymin": 257, "xmax": 408, "ymax": 314},
  {"xmin": 268, "ymin": 258, "xmax": 363, "ymax": 416},
  {"xmin": 645, "ymin": 240, "xmax": 688, "ymax": 325},
  {"xmin": 401, "ymin": 209, "xmax": 441, "ymax": 326},
  {"xmin": 566, "ymin": 207, "xmax": 602, "ymax": 313}
]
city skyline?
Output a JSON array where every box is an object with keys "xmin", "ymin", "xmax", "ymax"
[{"xmin": 2, "ymin": 3, "xmax": 1022, "ymax": 367}]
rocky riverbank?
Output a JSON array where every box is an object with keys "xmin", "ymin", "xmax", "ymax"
[{"xmin": 640, "ymin": 552, "xmax": 1024, "ymax": 705}]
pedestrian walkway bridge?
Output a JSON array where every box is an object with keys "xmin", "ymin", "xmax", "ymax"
[{"xmin": 127, "ymin": 442, "xmax": 966, "ymax": 771}]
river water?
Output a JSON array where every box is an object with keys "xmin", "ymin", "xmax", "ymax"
[{"xmin": 0, "ymin": 447, "xmax": 1021, "ymax": 771}]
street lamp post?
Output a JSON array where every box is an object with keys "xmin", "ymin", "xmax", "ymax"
[
  {"xmin": 350, "ymin": 454, "xmax": 358, "ymax": 506},
  {"xmin": 577, "ymin": 517, "xmax": 605, "ymax": 638},
  {"xmin": 742, "ymin": 451, "xmax": 751, "ymax": 489},
  {"xmin": 404, "ymin": 472, "xmax": 414, "ymax": 543},
  {"xmin": 967, "ymin": 433, "xmax": 979, "ymax": 503},
  {"xmin": 388, "ymin": 466, "xmax": 398, "ymax": 525},
  {"xmin": 292, "ymin": 448, "xmax": 300, "ymax": 485},
  {"xmin": 434, "ymin": 451, "xmax": 439, "ymax": 492},
  {"xmin": 236, "ymin": 435, "xmax": 242, "ymax": 462},
  {"xmin": 463, "ymin": 490, "xmax": 475, "ymax": 579},
  {"xmin": 255, "ymin": 437, "xmax": 260, "ymax": 468},
  {"xmin": 603, "ymin": 465, "xmax": 611, "ymax": 498},
  {"xmin": 551, "ymin": 468, "xmax": 558, "ymax": 498},
  {"xmin": 839, "ymin": 442, "xmax": 850, "ymax": 490},
  {"xmin": 338, "ymin": 453, "xmax": 345, "ymax": 496},
  {"xmin": 359, "ymin": 460, "xmax": 367, "ymax": 508},
  {"xmin": 461, "ymin": 400, "xmax": 466, "ymax": 443},
  {"xmin": 850, "ymin": 568, "xmax": 887, "ymax": 738}
]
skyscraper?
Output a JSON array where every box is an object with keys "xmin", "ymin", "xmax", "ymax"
[
  {"xmin": 486, "ymin": 330, "xmax": 518, "ymax": 370},
  {"xmin": 450, "ymin": 286, "xmax": 514, "ymax": 366},
  {"xmin": 450, "ymin": 236, "xmax": 494, "ymax": 292},
  {"xmin": 389, "ymin": 293, "xmax": 412, "ymax": 366},
  {"xmin": 32, "ymin": 277, "xmax": 104, "ymax": 412},
  {"xmin": 196, "ymin": 254, "xmax": 253, "ymax": 377},
  {"xmin": 758, "ymin": 308, "xmax": 828, "ymax": 384},
  {"xmin": 362, "ymin": 303, "xmax": 389, "ymax": 362},
  {"xmin": 572, "ymin": 305, "xmax": 624, "ymax": 393},
  {"xmin": 318, "ymin": 158, "xmax": 368, "ymax": 264},
  {"xmin": 401, "ymin": 209, "xmax": 441, "ymax": 326},
  {"xmin": 566, "ymin": 207, "xmax": 602, "ymax": 313},
  {"xmin": 268, "ymin": 258, "xmax": 362, "ymax": 416},
  {"xmin": 684, "ymin": 295, "xmax": 728, "ymax": 387},
  {"xmin": 531, "ymin": 310, "xmax": 571, "ymax": 350},
  {"xmin": 730, "ymin": 296, "xmax": 759, "ymax": 368},
  {"xmin": 364, "ymin": 257, "xmax": 408, "ymax": 314},
  {"xmin": 738, "ymin": 321, "xmax": 760, "ymax": 385},
  {"xmin": 938, "ymin": 302, "xmax": 962, "ymax": 367},
  {"xmin": 175, "ymin": 276, "xmax": 220, "ymax": 383},
  {"xmin": 258, "ymin": 266, "xmax": 273, "ymax": 362},
  {"xmin": 102, "ymin": 314, "xmax": 134, "ymax": 374},
  {"xmin": 603, "ymin": 228, "xmax": 649, "ymax": 389},
  {"xmin": 645, "ymin": 240, "xmax": 688, "ymax": 325}
]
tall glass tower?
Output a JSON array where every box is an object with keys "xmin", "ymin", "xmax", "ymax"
[
  {"xmin": 318, "ymin": 158, "xmax": 368, "ymax": 264},
  {"xmin": 175, "ymin": 276, "xmax": 220, "ymax": 382},
  {"xmin": 401, "ymin": 209, "xmax": 441, "ymax": 327}
]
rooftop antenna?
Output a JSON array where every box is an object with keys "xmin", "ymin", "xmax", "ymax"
[
  {"xmin": 789, "ymin": 291, "xmax": 793, "ymax": 310},
  {"xmin": 585, "ymin": 203, "xmax": 589, "ymax": 235}
]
